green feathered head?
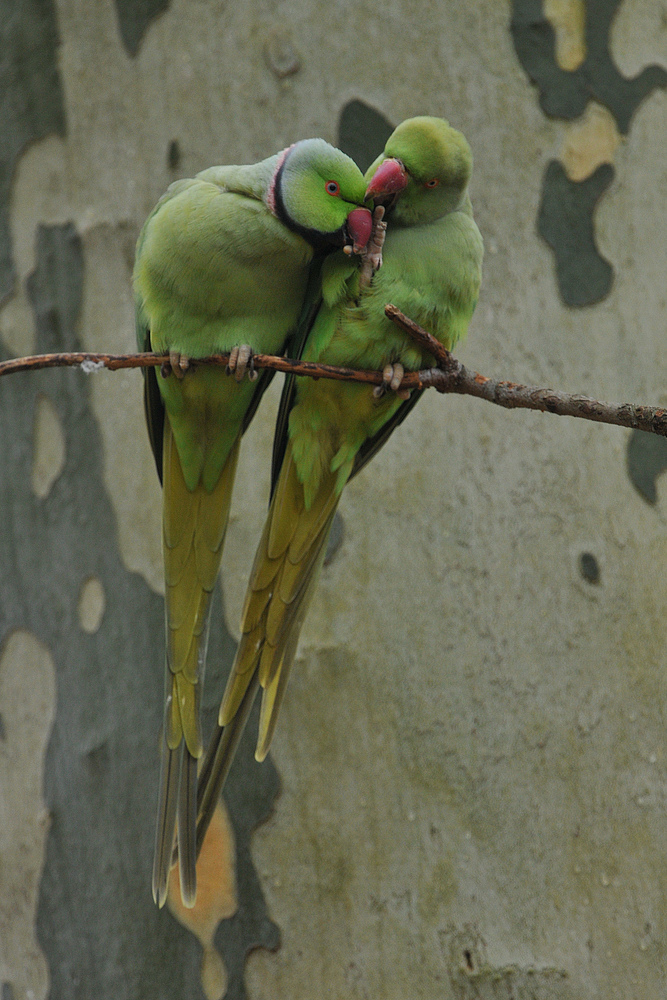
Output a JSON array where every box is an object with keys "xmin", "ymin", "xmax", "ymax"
[
  {"xmin": 272, "ymin": 139, "xmax": 372, "ymax": 251},
  {"xmin": 365, "ymin": 116, "xmax": 473, "ymax": 226}
]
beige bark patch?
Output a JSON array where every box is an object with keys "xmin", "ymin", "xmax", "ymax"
[
  {"xmin": 0, "ymin": 290, "xmax": 37, "ymax": 359},
  {"xmin": 0, "ymin": 630, "xmax": 56, "ymax": 1000},
  {"xmin": 167, "ymin": 802, "xmax": 238, "ymax": 1000},
  {"xmin": 544, "ymin": 0, "xmax": 586, "ymax": 71},
  {"xmin": 77, "ymin": 576, "xmax": 106, "ymax": 633},
  {"xmin": 31, "ymin": 393, "xmax": 66, "ymax": 499},
  {"xmin": 561, "ymin": 102, "xmax": 620, "ymax": 181}
]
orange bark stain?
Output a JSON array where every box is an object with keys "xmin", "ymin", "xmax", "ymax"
[{"xmin": 168, "ymin": 801, "xmax": 238, "ymax": 1000}]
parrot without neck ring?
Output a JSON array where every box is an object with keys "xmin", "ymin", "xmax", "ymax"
[
  {"xmin": 133, "ymin": 138, "xmax": 372, "ymax": 908},
  {"xmin": 193, "ymin": 116, "xmax": 484, "ymax": 853}
]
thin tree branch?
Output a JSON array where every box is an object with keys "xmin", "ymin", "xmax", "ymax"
[
  {"xmin": 0, "ymin": 348, "xmax": 399, "ymax": 386},
  {"xmin": 0, "ymin": 351, "xmax": 167, "ymax": 376},
  {"xmin": 384, "ymin": 303, "xmax": 456, "ymax": 370},
  {"xmin": 1, "ymin": 306, "xmax": 665, "ymax": 438}
]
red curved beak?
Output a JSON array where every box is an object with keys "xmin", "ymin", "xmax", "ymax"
[
  {"xmin": 346, "ymin": 207, "xmax": 373, "ymax": 252},
  {"xmin": 365, "ymin": 158, "xmax": 408, "ymax": 199}
]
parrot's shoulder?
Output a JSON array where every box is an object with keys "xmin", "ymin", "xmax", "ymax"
[
  {"xmin": 134, "ymin": 179, "xmax": 197, "ymax": 267},
  {"xmin": 137, "ymin": 153, "xmax": 280, "ymax": 257},
  {"xmin": 196, "ymin": 154, "xmax": 279, "ymax": 202},
  {"xmin": 135, "ymin": 176, "xmax": 310, "ymax": 298},
  {"xmin": 144, "ymin": 175, "xmax": 265, "ymax": 226},
  {"xmin": 155, "ymin": 177, "xmax": 201, "ymax": 204}
]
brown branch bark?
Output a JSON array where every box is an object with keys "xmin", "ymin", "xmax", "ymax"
[
  {"xmin": 0, "ymin": 348, "xmax": 397, "ymax": 386},
  {"xmin": 1, "ymin": 306, "xmax": 666, "ymax": 438}
]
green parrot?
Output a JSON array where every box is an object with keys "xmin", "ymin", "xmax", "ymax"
[
  {"xmin": 194, "ymin": 116, "xmax": 484, "ymax": 851},
  {"xmin": 134, "ymin": 138, "xmax": 372, "ymax": 908}
]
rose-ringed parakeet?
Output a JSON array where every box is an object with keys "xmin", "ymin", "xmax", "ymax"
[
  {"xmin": 133, "ymin": 139, "xmax": 372, "ymax": 907},
  {"xmin": 194, "ymin": 116, "xmax": 484, "ymax": 850}
]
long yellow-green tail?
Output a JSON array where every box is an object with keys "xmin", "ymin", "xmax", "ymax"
[
  {"xmin": 153, "ymin": 420, "xmax": 239, "ymax": 908},
  {"xmin": 194, "ymin": 443, "xmax": 339, "ymax": 852}
]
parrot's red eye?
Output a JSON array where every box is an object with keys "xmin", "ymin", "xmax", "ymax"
[
  {"xmin": 425, "ymin": 178, "xmax": 440, "ymax": 188},
  {"xmin": 325, "ymin": 180, "xmax": 340, "ymax": 196}
]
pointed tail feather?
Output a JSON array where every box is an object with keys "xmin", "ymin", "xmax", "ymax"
[
  {"xmin": 177, "ymin": 749, "xmax": 198, "ymax": 907},
  {"xmin": 255, "ymin": 532, "xmax": 330, "ymax": 760},
  {"xmin": 216, "ymin": 444, "xmax": 340, "ymax": 775},
  {"xmin": 152, "ymin": 741, "xmax": 181, "ymax": 907},
  {"xmin": 193, "ymin": 671, "xmax": 261, "ymax": 860}
]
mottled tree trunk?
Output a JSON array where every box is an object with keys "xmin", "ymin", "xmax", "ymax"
[{"xmin": 1, "ymin": 1, "xmax": 666, "ymax": 998}]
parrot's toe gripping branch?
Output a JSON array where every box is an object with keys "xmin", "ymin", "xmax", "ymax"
[
  {"xmin": 227, "ymin": 344, "xmax": 257, "ymax": 382},
  {"xmin": 162, "ymin": 351, "xmax": 191, "ymax": 379},
  {"xmin": 373, "ymin": 361, "xmax": 410, "ymax": 400}
]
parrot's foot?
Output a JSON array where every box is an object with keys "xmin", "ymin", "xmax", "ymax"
[
  {"xmin": 357, "ymin": 206, "xmax": 387, "ymax": 288},
  {"xmin": 373, "ymin": 362, "xmax": 410, "ymax": 400},
  {"xmin": 227, "ymin": 344, "xmax": 258, "ymax": 382},
  {"xmin": 161, "ymin": 351, "xmax": 191, "ymax": 379}
]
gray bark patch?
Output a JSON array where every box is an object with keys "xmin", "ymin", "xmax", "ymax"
[
  {"xmin": 537, "ymin": 160, "xmax": 614, "ymax": 307},
  {"xmin": 338, "ymin": 100, "xmax": 394, "ymax": 173},
  {"xmin": 510, "ymin": 0, "xmax": 667, "ymax": 135},
  {"xmin": 511, "ymin": 0, "xmax": 667, "ymax": 308},
  {"xmin": 626, "ymin": 428, "xmax": 667, "ymax": 506},
  {"xmin": 113, "ymin": 0, "xmax": 170, "ymax": 56},
  {"xmin": 0, "ymin": 0, "xmax": 66, "ymax": 304}
]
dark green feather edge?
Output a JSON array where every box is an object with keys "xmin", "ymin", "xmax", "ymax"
[
  {"xmin": 348, "ymin": 384, "xmax": 424, "ymax": 480},
  {"xmin": 140, "ymin": 327, "xmax": 166, "ymax": 482},
  {"xmin": 270, "ymin": 259, "xmax": 325, "ymax": 497}
]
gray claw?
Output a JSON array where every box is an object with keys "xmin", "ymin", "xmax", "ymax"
[
  {"xmin": 226, "ymin": 345, "xmax": 239, "ymax": 376},
  {"xmin": 373, "ymin": 362, "xmax": 410, "ymax": 400},
  {"xmin": 168, "ymin": 351, "xmax": 190, "ymax": 379},
  {"xmin": 388, "ymin": 362, "xmax": 404, "ymax": 393},
  {"xmin": 227, "ymin": 344, "xmax": 254, "ymax": 381}
]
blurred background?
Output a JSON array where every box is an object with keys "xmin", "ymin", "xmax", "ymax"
[{"xmin": 1, "ymin": 1, "xmax": 666, "ymax": 997}]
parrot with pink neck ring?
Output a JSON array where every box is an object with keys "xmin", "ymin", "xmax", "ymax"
[{"xmin": 133, "ymin": 138, "xmax": 372, "ymax": 907}]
